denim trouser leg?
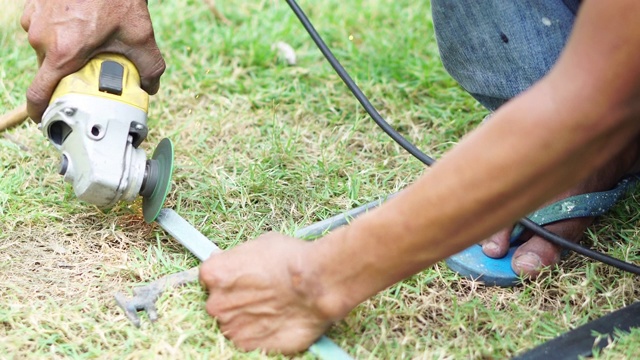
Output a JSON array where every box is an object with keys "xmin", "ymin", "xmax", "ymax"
[{"xmin": 431, "ymin": 1, "xmax": 579, "ymax": 111}]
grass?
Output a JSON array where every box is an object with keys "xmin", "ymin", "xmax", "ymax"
[{"xmin": 1, "ymin": 0, "xmax": 639, "ymax": 358}]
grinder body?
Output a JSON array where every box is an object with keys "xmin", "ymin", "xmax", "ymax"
[{"xmin": 41, "ymin": 54, "xmax": 156, "ymax": 208}]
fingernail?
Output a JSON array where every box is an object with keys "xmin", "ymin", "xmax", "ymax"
[
  {"xmin": 514, "ymin": 253, "xmax": 542, "ymax": 272},
  {"xmin": 482, "ymin": 242, "xmax": 500, "ymax": 256}
]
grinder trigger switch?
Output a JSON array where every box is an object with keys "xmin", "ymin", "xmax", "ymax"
[{"xmin": 99, "ymin": 60, "xmax": 124, "ymax": 95}]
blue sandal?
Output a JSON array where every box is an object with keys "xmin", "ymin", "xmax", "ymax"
[{"xmin": 445, "ymin": 176, "xmax": 639, "ymax": 287}]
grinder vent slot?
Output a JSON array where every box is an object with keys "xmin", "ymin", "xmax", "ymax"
[{"xmin": 48, "ymin": 121, "xmax": 73, "ymax": 145}]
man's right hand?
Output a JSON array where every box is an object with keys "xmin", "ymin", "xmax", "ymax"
[{"xmin": 20, "ymin": 0, "xmax": 166, "ymax": 122}]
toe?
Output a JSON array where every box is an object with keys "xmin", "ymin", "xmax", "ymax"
[
  {"xmin": 511, "ymin": 217, "xmax": 592, "ymax": 278},
  {"xmin": 481, "ymin": 228, "xmax": 513, "ymax": 258},
  {"xmin": 511, "ymin": 234, "xmax": 562, "ymax": 278}
]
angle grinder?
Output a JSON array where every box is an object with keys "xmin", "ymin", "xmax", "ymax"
[{"xmin": 40, "ymin": 53, "xmax": 174, "ymax": 223}]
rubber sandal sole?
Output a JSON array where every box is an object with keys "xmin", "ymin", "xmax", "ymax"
[{"xmin": 444, "ymin": 175, "xmax": 639, "ymax": 287}]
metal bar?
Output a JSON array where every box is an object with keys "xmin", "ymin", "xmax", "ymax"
[
  {"xmin": 154, "ymin": 207, "xmax": 359, "ymax": 360},
  {"xmin": 294, "ymin": 192, "xmax": 398, "ymax": 239},
  {"xmin": 156, "ymin": 208, "xmax": 221, "ymax": 261}
]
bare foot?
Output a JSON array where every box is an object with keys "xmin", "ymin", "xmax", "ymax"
[{"xmin": 480, "ymin": 142, "xmax": 640, "ymax": 278}]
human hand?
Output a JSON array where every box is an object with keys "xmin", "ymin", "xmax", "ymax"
[
  {"xmin": 20, "ymin": 0, "xmax": 165, "ymax": 121},
  {"xmin": 199, "ymin": 232, "xmax": 336, "ymax": 355}
]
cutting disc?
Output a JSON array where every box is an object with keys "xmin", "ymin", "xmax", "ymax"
[{"xmin": 142, "ymin": 138, "xmax": 174, "ymax": 223}]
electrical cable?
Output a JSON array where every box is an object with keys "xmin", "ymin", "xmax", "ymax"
[
  {"xmin": 285, "ymin": 0, "xmax": 640, "ymax": 275},
  {"xmin": 284, "ymin": 0, "xmax": 435, "ymax": 167}
]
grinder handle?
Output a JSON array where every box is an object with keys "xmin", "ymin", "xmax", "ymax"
[{"xmin": 49, "ymin": 53, "xmax": 149, "ymax": 113}]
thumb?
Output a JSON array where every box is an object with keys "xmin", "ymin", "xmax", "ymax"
[{"xmin": 199, "ymin": 251, "xmax": 224, "ymax": 289}]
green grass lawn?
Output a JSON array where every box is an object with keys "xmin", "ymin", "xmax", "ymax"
[{"xmin": 1, "ymin": 0, "xmax": 639, "ymax": 358}]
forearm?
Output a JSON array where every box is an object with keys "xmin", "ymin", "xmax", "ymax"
[{"xmin": 305, "ymin": 0, "xmax": 640, "ymax": 319}]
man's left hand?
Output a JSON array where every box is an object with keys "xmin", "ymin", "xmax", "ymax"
[{"xmin": 199, "ymin": 232, "xmax": 333, "ymax": 354}]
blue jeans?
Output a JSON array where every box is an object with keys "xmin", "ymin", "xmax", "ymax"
[{"xmin": 431, "ymin": 1, "xmax": 581, "ymax": 111}]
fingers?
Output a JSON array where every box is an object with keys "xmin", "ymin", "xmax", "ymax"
[
  {"xmin": 199, "ymin": 232, "xmax": 285, "ymax": 289},
  {"xmin": 198, "ymin": 233, "xmax": 328, "ymax": 355},
  {"xmin": 118, "ymin": 8, "xmax": 166, "ymax": 95},
  {"xmin": 218, "ymin": 318, "xmax": 279, "ymax": 352},
  {"xmin": 26, "ymin": 44, "xmax": 165, "ymax": 123},
  {"xmin": 26, "ymin": 57, "xmax": 75, "ymax": 122},
  {"xmin": 221, "ymin": 319, "xmax": 324, "ymax": 355},
  {"xmin": 199, "ymin": 253, "xmax": 221, "ymax": 289},
  {"xmin": 22, "ymin": 6, "xmax": 86, "ymax": 122},
  {"xmin": 126, "ymin": 45, "xmax": 166, "ymax": 95},
  {"xmin": 25, "ymin": 27, "xmax": 89, "ymax": 122},
  {"xmin": 21, "ymin": 0, "xmax": 166, "ymax": 122},
  {"xmin": 200, "ymin": 256, "xmax": 273, "ymax": 348},
  {"xmin": 214, "ymin": 309, "xmax": 311, "ymax": 355},
  {"xmin": 20, "ymin": 0, "xmax": 35, "ymax": 32}
]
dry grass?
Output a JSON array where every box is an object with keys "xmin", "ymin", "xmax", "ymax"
[{"xmin": 1, "ymin": 0, "xmax": 639, "ymax": 359}]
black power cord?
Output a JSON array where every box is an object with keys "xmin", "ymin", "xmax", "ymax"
[
  {"xmin": 283, "ymin": 0, "xmax": 435, "ymax": 167},
  {"xmin": 285, "ymin": 0, "xmax": 640, "ymax": 276}
]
